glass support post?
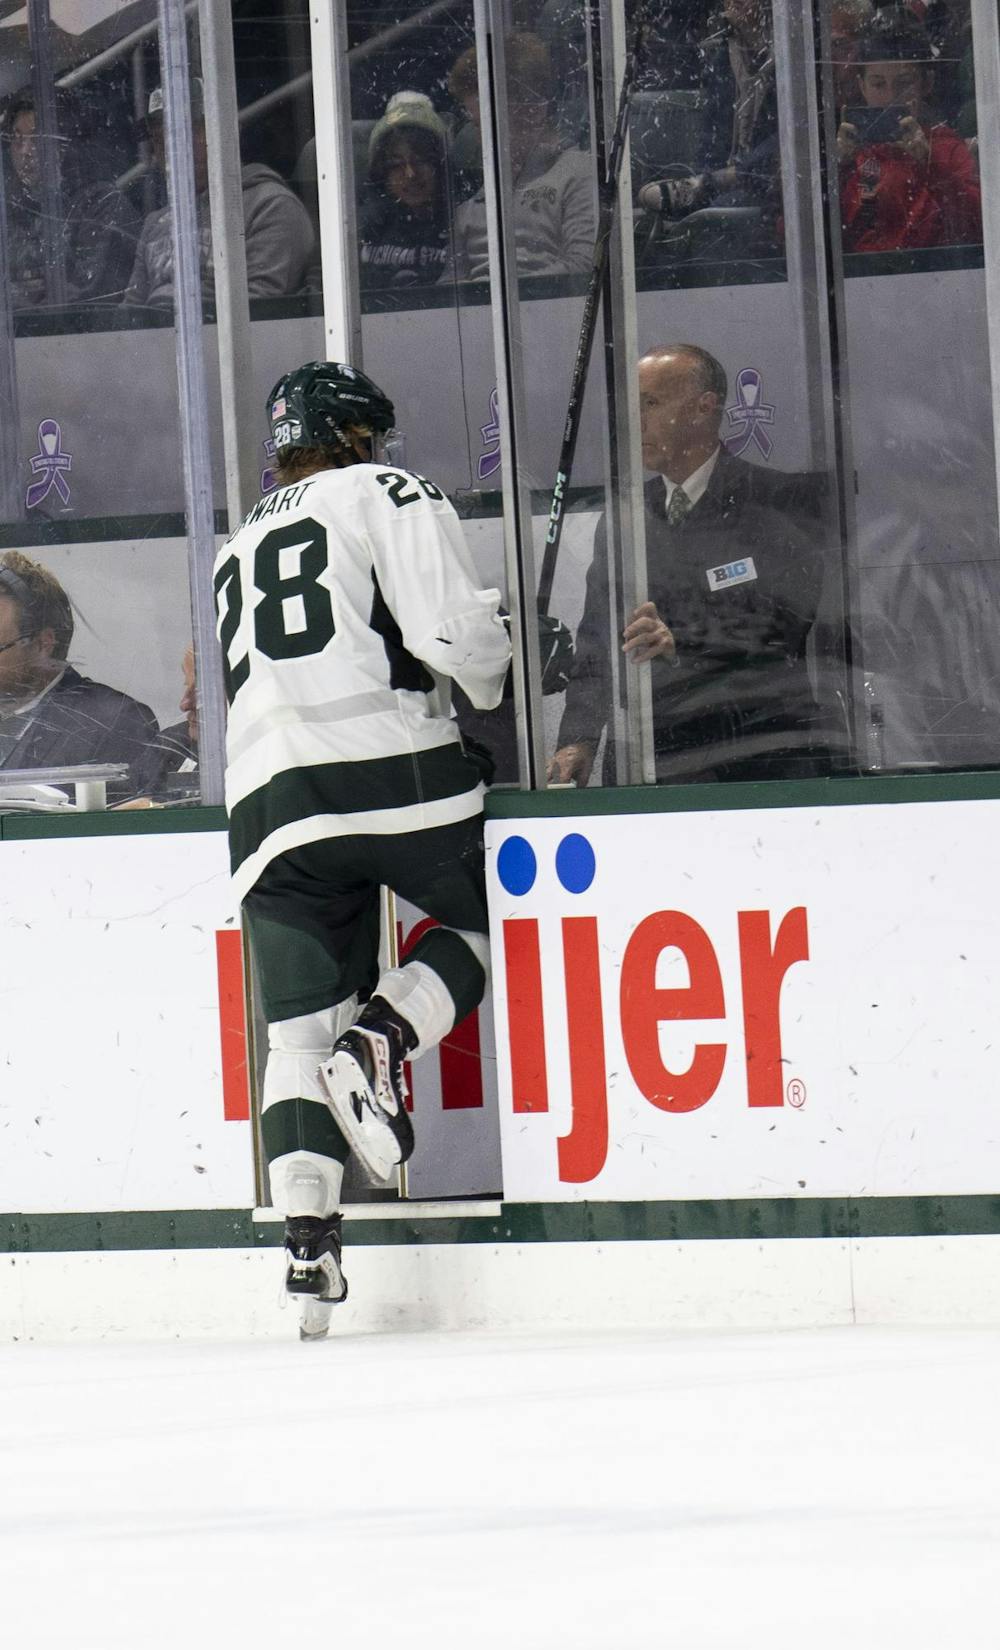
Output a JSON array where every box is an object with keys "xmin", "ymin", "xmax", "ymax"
[
  {"xmin": 591, "ymin": 0, "xmax": 655, "ymax": 786},
  {"xmin": 473, "ymin": 0, "xmax": 546, "ymax": 789},
  {"xmin": 972, "ymin": 0, "xmax": 1000, "ymax": 563},
  {"xmin": 772, "ymin": 0, "xmax": 839, "ymax": 469},
  {"xmin": 199, "ymin": 0, "xmax": 259, "ymax": 526},
  {"xmin": 309, "ymin": 0, "xmax": 362, "ymax": 363},
  {"xmin": 0, "ymin": 153, "xmax": 19, "ymax": 523},
  {"xmin": 776, "ymin": 0, "xmax": 862, "ymax": 766},
  {"xmin": 157, "ymin": 0, "xmax": 228, "ymax": 805},
  {"xmin": 26, "ymin": 0, "xmax": 68, "ymax": 309}
]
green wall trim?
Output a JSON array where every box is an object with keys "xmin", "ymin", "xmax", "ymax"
[
  {"xmin": 0, "ymin": 804, "xmax": 228, "ymax": 840},
  {"xmin": 4, "ymin": 773, "xmax": 1000, "ymax": 842},
  {"xmin": 486, "ymin": 770, "xmax": 1000, "ymax": 820},
  {"xmin": 0, "ymin": 512, "xmax": 228, "ymax": 550},
  {"xmin": 4, "ymin": 1195, "xmax": 1000, "ymax": 1253}
]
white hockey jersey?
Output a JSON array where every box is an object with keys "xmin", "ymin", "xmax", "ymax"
[{"xmin": 213, "ymin": 461, "xmax": 511, "ymax": 902}]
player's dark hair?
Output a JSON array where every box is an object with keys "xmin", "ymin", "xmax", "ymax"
[
  {"xmin": 0, "ymin": 551, "xmax": 74, "ymax": 658},
  {"xmin": 273, "ymin": 441, "xmax": 364, "ymax": 484}
]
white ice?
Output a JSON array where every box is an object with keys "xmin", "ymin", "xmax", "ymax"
[{"xmin": 2, "ymin": 1324, "xmax": 998, "ymax": 1649}]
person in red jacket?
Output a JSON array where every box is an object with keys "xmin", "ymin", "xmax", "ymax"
[{"xmin": 838, "ymin": 16, "xmax": 981, "ymax": 253}]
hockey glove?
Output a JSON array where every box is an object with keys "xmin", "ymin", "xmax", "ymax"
[{"xmin": 500, "ymin": 610, "xmax": 575, "ymax": 698}]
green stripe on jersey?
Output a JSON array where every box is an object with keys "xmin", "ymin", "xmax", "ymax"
[{"xmin": 229, "ymin": 743, "xmax": 480, "ymax": 876}]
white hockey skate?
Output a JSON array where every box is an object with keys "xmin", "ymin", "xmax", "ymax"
[
  {"xmin": 284, "ymin": 1214, "xmax": 347, "ymax": 1341},
  {"xmin": 320, "ymin": 1009, "xmax": 415, "ymax": 1185},
  {"xmin": 298, "ymin": 1298, "xmax": 336, "ymax": 1342}
]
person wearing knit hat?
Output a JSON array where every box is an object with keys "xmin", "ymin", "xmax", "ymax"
[
  {"xmin": 360, "ymin": 92, "xmax": 452, "ymax": 291},
  {"xmin": 368, "ymin": 91, "xmax": 446, "ymax": 178}
]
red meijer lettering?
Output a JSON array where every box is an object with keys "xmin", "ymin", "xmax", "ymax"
[{"xmin": 503, "ymin": 905, "xmax": 809, "ymax": 1184}]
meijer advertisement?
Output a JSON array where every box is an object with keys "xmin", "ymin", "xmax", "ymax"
[{"xmin": 485, "ymin": 801, "xmax": 1000, "ymax": 1202}]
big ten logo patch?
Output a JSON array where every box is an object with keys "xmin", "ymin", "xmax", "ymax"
[
  {"xmin": 397, "ymin": 915, "xmax": 485, "ymax": 1114},
  {"xmin": 495, "ymin": 832, "xmax": 809, "ymax": 1185}
]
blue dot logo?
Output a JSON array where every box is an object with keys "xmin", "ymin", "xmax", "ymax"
[
  {"xmin": 497, "ymin": 835, "xmax": 537, "ymax": 896},
  {"xmin": 555, "ymin": 833, "xmax": 596, "ymax": 894}
]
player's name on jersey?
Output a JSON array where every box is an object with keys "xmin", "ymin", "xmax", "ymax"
[{"xmin": 232, "ymin": 478, "xmax": 317, "ymax": 538}]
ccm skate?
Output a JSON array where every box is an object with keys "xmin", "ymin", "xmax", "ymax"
[
  {"xmin": 320, "ymin": 1001, "xmax": 415, "ymax": 1184},
  {"xmin": 284, "ymin": 1214, "xmax": 347, "ymax": 1341}
]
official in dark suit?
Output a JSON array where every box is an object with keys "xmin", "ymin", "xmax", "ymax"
[
  {"xmin": 0, "ymin": 553, "xmax": 160, "ymax": 799},
  {"xmin": 550, "ymin": 343, "xmax": 832, "ymax": 786}
]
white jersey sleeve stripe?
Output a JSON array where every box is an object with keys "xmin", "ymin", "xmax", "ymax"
[{"xmin": 230, "ymin": 785, "xmax": 485, "ymax": 906}]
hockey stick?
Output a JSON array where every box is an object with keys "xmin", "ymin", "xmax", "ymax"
[{"xmin": 536, "ymin": 4, "xmax": 648, "ymax": 617}]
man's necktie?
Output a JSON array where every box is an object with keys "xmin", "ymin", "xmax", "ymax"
[{"xmin": 666, "ymin": 484, "xmax": 691, "ymax": 527}]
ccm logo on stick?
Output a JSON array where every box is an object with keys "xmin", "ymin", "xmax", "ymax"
[{"xmin": 496, "ymin": 833, "xmax": 809, "ymax": 1185}]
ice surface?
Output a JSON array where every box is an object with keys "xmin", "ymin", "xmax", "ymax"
[{"xmin": 2, "ymin": 1324, "xmax": 998, "ymax": 1648}]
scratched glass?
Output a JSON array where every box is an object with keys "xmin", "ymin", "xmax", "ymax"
[
  {"xmin": 348, "ymin": 2, "xmax": 527, "ymax": 789},
  {"xmin": 629, "ymin": 0, "xmax": 788, "ymax": 293},
  {"xmin": 0, "ymin": 11, "xmax": 202, "ymax": 807},
  {"xmin": 830, "ymin": 4, "xmax": 1000, "ymax": 774}
]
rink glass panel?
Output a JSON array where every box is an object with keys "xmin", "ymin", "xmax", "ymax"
[
  {"xmin": 830, "ymin": 7, "xmax": 998, "ymax": 773},
  {"xmin": 0, "ymin": 6, "xmax": 200, "ymax": 807},
  {"xmin": 348, "ymin": 2, "xmax": 520, "ymax": 786},
  {"xmin": 342, "ymin": 0, "xmax": 1000, "ymax": 790},
  {"xmin": 0, "ymin": 2, "xmax": 996, "ymax": 802}
]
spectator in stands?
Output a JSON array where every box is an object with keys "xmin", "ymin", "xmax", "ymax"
[
  {"xmin": 703, "ymin": 0, "xmax": 778, "ymax": 181},
  {"xmin": 0, "ymin": 553, "xmax": 159, "ymax": 798},
  {"xmin": 123, "ymin": 80, "xmax": 314, "ymax": 310},
  {"xmin": 837, "ymin": 15, "xmax": 981, "ymax": 251},
  {"xmin": 1, "ymin": 88, "xmax": 139, "ymax": 308},
  {"xmin": 549, "ymin": 344, "xmax": 831, "ymax": 787},
  {"xmin": 637, "ymin": 0, "xmax": 782, "ymax": 248},
  {"xmin": 444, "ymin": 32, "xmax": 595, "ymax": 281},
  {"xmin": 359, "ymin": 92, "xmax": 452, "ymax": 290}
]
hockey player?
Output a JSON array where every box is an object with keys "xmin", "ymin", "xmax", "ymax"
[{"xmin": 213, "ymin": 361, "xmax": 511, "ymax": 1338}]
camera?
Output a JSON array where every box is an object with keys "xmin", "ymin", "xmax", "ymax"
[{"xmin": 842, "ymin": 104, "xmax": 910, "ymax": 145}]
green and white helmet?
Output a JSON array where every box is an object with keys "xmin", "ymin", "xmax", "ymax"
[{"xmin": 266, "ymin": 360, "xmax": 396, "ymax": 456}]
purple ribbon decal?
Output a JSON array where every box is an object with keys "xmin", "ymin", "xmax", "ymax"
[
  {"xmin": 478, "ymin": 386, "xmax": 502, "ymax": 482},
  {"xmin": 260, "ymin": 436, "xmax": 278, "ymax": 495},
  {"xmin": 25, "ymin": 419, "xmax": 72, "ymax": 510},
  {"xmin": 724, "ymin": 368, "xmax": 775, "ymax": 461}
]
